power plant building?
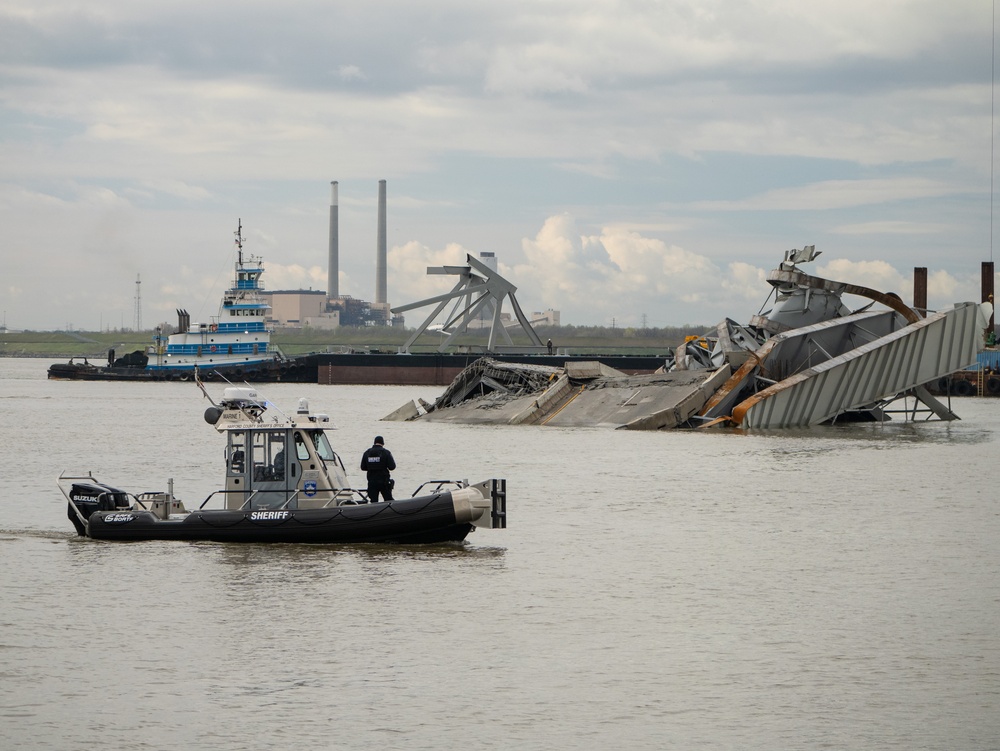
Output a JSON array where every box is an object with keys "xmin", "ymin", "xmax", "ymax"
[
  {"xmin": 263, "ymin": 290, "xmax": 339, "ymax": 329},
  {"xmin": 532, "ymin": 309, "xmax": 560, "ymax": 327}
]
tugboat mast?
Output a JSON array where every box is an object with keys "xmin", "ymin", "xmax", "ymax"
[{"xmin": 234, "ymin": 218, "xmax": 244, "ymax": 266}]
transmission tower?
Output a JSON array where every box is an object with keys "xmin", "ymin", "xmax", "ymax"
[{"xmin": 134, "ymin": 274, "xmax": 142, "ymax": 332}]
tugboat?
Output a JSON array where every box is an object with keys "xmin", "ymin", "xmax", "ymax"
[
  {"xmin": 59, "ymin": 382, "xmax": 507, "ymax": 544},
  {"xmin": 47, "ymin": 221, "xmax": 317, "ymax": 383},
  {"xmin": 148, "ymin": 220, "xmax": 279, "ymax": 375}
]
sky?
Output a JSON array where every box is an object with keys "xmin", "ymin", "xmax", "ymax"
[{"xmin": 1, "ymin": 0, "xmax": 997, "ymax": 332}]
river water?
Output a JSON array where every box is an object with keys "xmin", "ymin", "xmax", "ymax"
[{"xmin": 1, "ymin": 358, "xmax": 998, "ymax": 750}]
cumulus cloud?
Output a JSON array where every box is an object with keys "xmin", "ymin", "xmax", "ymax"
[
  {"xmin": 383, "ymin": 213, "xmax": 990, "ymax": 330},
  {"xmin": 817, "ymin": 258, "xmax": 910, "ymax": 295},
  {"xmin": 510, "ymin": 215, "xmax": 750, "ymax": 326},
  {"xmin": 814, "ymin": 258, "xmax": 983, "ymax": 312},
  {"xmin": 263, "ymin": 263, "xmax": 327, "ymax": 291},
  {"xmin": 386, "ymin": 240, "xmax": 482, "ymax": 320}
]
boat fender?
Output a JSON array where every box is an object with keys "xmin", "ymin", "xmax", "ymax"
[
  {"xmin": 204, "ymin": 406, "xmax": 224, "ymax": 425},
  {"xmin": 952, "ymin": 379, "xmax": 974, "ymax": 396},
  {"xmin": 987, "ymin": 377, "xmax": 1000, "ymax": 395}
]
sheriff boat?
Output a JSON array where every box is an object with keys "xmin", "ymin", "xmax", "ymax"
[{"xmin": 59, "ymin": 383, "xmax": 506, "ymax": 544}]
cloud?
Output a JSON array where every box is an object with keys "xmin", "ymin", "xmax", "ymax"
[
  {"xmin": 138, "ymin": 179, "xmax": 213, "ymax": 202},
  {"xmin": 926, "ymin": 268, "xmax": 965, "ymax": 304},
  {"xmin": 336, "ymin": 65, "xmax": 366, "ymax": 82},
  {"xmin": 263, "ymin": 263, "xmax": 326, "ymax": 291},
  {"xmin": 689, "ymin": 178, "xmax": 964, "ymax": 212},
  {"xmin": 0, "ymin": 0, "xmax": 994, "ymax": 332},
  {"xmin": 832, "ymin": 220, "xmax": 950, "ymax": 236},
  {"xmin": 388, "ymin": 240, "xmax": 479, "ymax": 309},
  {"xmin": 817, "ymin": 258, "xmax": 910, "ymax": 295},
  {"xmin": 512, "ymin": 215, "xmax": 737, "ymax": 326}
]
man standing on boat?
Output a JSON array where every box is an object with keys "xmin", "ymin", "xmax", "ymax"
[{"xmin": 360, "ymin": 436, "xmax": 396, "ymax": 503}]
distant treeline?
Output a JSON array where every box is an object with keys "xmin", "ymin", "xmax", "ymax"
[
  {"xmin": 533, "ymin": 324, "xmax": 711, "ymax": 340},
  {"xmin": 1, "ymin": 323, "xmax": 712, "ymax": 358}
]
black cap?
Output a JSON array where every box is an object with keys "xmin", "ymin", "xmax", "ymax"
[{"xmin": 374, "ymin": 435, "xmax": 384, "ymax": 445}]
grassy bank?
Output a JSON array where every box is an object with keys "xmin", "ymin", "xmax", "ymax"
[{"xmin": 1, "ymin": 323, "xmax": 709, "ymax": 359}]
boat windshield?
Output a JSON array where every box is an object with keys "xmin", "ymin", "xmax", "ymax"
[{"xmin": 308, "ymin": 430, "xmax": 336, "ymax": 462}]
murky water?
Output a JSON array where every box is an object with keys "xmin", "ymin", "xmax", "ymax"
[{"xmin": 1, "ymin": 358, "xmax": 998, "ymax": 749}]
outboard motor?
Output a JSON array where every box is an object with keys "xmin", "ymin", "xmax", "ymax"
[{"xmin": 67, "ymin": 482, "xmax": 130, "ymax": 536}]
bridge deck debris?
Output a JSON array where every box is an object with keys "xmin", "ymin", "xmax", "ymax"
[{"xmin": 386, "ymin": 245, "xmax": 992, "ymax": 430}]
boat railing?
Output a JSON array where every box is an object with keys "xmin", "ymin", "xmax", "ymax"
[
  {"xmin": 197, "ymin": 488, "xmax": 284, "ymax": 511},
  {"xmin": 57, "ymin": 471, "xmax": 137, "ymax": 527},
  {"xmin": 322, "ymin": 488, "xmax": 370, "ymax": 506},
  {"xmin": 57, "ymin": 471, "xmax": 97, "ymax": 528},
  {"xmin": 196, "ymin": 487, "xmax": 368, "ymax": 510},
  {"xmin": 408, "ymin": 479, "xmax": 468, "ymax": 498}
]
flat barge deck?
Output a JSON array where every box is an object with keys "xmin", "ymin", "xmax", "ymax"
[{"xmin": 314, "ymin": 352, "xmax": 669, "ymax": 386}]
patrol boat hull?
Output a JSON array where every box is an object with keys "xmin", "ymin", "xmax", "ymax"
[
  {"xmin": 82, "ymin": 493, "xmax": 477, "ymax": 545},
  {"xmin": 59, "ymin": 382, "xmax": 507, "ymax": 546}
]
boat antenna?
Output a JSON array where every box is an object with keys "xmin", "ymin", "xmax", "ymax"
[
  {"xmin": 194, "ymin": 368, "xmax": 220, "ymax": 407},
  {"xmin": 235, "ymin": 218, "xmax": 244, "ymax": 266}
]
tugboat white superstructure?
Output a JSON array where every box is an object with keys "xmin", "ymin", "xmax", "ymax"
[
  {"xmin": 59, "ymin": 383, "xmax": 507, "ymax": 544},
  {"xmin": 148, "ymin": 220, "xmax": 275, "ymax": 373}
]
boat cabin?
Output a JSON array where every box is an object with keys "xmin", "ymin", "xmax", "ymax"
[{"xmin": 206, "ymin": 388, "xmax": 352, "ymax": 510}]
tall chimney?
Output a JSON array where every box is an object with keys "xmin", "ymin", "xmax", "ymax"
[
  {"xmin": 983, "ymin": 261, "xmax": 995, "ymax": 340},
  {"xmin": 376, "ymin": 179, "xmax": 387, "ymax": 305},
  {"xmin": 327, "ymin": 181, "xmax": 339, "ymax": 299}
]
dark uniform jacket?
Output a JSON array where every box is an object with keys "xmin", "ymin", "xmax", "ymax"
[{"xmin": 360, "ymin": 445, "xmax": 396, "ymax": 480}]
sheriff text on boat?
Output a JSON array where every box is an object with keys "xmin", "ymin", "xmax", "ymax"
[{"xmin": 59, "ymin": 382, "xmax": 507, "ymax": 544}]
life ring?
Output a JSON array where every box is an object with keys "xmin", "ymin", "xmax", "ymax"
[
  {"xmin": 210, "ymin": 345, "xmax": 217, "ymax": 353},
  {"xmin": 209, "ymin": 324, "xmax": 218, "ymax": 332},
  {"xmin": 987, "ymin": 377, "xmax": 1000, "ymax": 395},
  {"xmin": 952, "ymin": 379, "xmax": 974, "ymax": 396}
]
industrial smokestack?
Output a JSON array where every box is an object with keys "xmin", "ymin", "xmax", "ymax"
[
  {"xmin": 983, "ymin": 261, "xmax": 995, "ymax": 339},
  {"xmin": 328, "ymin": 181, "xmax": 339, "ymax": 299},
  {"xmin": 376, "ymin": 179, "xmax": 387, "ymax": 305}
]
